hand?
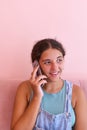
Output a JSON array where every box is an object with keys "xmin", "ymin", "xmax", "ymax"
[{"xmin": 29, "ymin": 66, "xmax": 47, "ymax": 98}]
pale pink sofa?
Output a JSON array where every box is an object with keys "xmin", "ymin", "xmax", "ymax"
[{"xmin": 0, "ymin": 79, "xmax": 87, "ymax": 130}]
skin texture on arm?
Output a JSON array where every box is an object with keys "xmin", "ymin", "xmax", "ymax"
[
  {"xmin": 11, "ymin": 65, "xmax": 47, "ymax": 130},
  {"xmin": 10, "ymin": 81, "xmax": 42, "ymax": 130},
  {"xmin": 72, "ymin": 85, "xmax": 87, "ymax": 130}
]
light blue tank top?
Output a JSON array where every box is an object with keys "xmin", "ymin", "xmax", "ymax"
[
  {"xmin": 33, "ymin": 80, "xmax": 75, "ymax": 130},
  {"xmin": 41, "ymin": 80, "xmax": 75, "ymax": 127}
]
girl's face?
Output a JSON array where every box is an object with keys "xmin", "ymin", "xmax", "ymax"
[{"xmin": 39, "ymin": 48, "xmax": 64, "ymax": 82}]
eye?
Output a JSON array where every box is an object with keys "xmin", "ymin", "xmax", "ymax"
[
  {"xmin": 44, "ymin": 61, "xmax": 51, "ymax": 65},
  {"xmin": 56, "ymin": 58, "xmax": 63, "ymax": 63}
]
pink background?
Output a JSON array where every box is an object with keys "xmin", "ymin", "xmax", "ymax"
[
  {"xmin": 0, "ymin": 0, "xmax": 87, "ymax": 80},
  {"xmin": 0, "ymin": 1, "xmax": 87, "ymax": 130}
]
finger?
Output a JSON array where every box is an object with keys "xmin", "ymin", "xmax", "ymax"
[
  {"xmin": 35, "ymin": 75, "xmax": 47, "ymax": 82},
  {"xmin": 31, "ymin": 65, "xmax": 39, "ymax": 79},
  {"xmin": 38, "ymin": 79, "xmax": 47, "ymax": 87}
]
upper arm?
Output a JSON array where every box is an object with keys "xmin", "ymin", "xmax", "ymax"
[
  {"xmin": 73, "ymin": 85, "xmax": 87, "ymax": 130},
  {"xmin": 11, "ymin": 81, "xmax": 31, "ymax": 128}
]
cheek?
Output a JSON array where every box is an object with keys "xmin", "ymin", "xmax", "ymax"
[
  {"xmin": 41, "ymin": 65, "xmax": 49, "ymax": 74},
  {"xmin": 59, "ymin": 64, "xmax": 64, "ymax": 70}
]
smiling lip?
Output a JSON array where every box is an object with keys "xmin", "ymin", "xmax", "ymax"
[{"xmin": 50, "ymin": 72, "xmax": 59, "ymax": 77}]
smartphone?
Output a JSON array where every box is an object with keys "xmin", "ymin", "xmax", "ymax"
[
  {"xmin": 33, "ymin": 60, "xmax": 42, "ymax": 77},
  {"xmin": 33, "ymin": 60, "xmax": 47, "ymax": 87}
]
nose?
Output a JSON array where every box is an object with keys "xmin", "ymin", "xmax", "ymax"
[{"xmin": 51, "ymin": 62, "xmax": 58, "ymax": 70}]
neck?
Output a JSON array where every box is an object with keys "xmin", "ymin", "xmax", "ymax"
[{"xmin": 43, "ymin": 78, "xmax": 64, "ymax": 94}]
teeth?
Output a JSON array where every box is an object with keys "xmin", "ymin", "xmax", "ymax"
[{"xmin": 51, "ymin": 72, "xmax": 58, "ymax": 75}]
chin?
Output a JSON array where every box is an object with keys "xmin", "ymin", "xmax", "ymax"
[{"xmin": 47, "ymin": 77, "xmax": 60, "ymax": 82}]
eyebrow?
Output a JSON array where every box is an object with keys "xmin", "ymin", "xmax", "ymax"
[
  {"xmin": 57, "ymin": 56, "xmax": 63, "ymax": 59},
  {"xmin": 42, "ymin": 56, "xmax": 63, "ymax": 62}
]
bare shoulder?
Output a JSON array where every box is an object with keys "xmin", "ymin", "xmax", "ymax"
[
  {"xmin": 71, "ymin": 84, "xmax": 87, "ymax": 130},
  {"xmin": 72, "ymin": 84, "xmax": 87, "ymax": 130},
  {"xmin": 11, "ymin": 80, "xmax": 32, "ymax": 128},
  {"xmin": 72, "ymin": 84, "xmax": 87, "ymax": 103},
  {"xmin": 16, "ymin": 80, "xmax": 32, "ymax": 102},
  {"xmin": 17, "ymin": 80, "xmax": 31, "ymax": 93}
]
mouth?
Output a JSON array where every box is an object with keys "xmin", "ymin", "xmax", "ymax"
[{"xmin": 49, "ymin": 72, "xmax": 60, "ymax": 77}]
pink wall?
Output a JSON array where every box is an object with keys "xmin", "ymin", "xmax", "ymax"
[
  {"xmin": 0, "ymin": 0, "xmax": 87, "ymax": 80},
  {"xmin": 0, "ymin": 1, "xmax": 87, "ymax": 130}
]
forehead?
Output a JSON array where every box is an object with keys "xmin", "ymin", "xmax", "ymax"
[{"xmin": 40, "ymin": 48, "xmax": 63, "ymax": 60}]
